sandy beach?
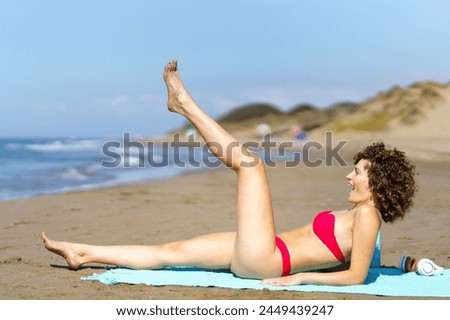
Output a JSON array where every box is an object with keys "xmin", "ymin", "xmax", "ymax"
[
  {"xmin": 2, "ymin": 80, "xmax": 450, "ymax": 300},
  {"xmin": 1, "ymin": 138, "xmax": 449, "ymax": 299}
]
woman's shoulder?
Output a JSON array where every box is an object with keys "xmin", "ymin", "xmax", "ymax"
[{"xmin": 353, "ymin": 205, "xmax": 382, "ymax": 226}]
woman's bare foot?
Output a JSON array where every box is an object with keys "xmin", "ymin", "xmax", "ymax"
[
  {"xmin": 41, "ymin": 232, "xmax": 85, "ymax": 270},
  {"xmin": 163, "ymin": 60, "xmax": 194, "ymax": 114}
]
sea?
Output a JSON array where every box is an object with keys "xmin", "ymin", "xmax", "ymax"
[
  {"xmin": 0, "ymin": 136, "xmax": 207, "ymax": 201},
  {"xmin": 0, "ymin": 137, "xmax": 302, "ymax": 201},
  {"xmin": 0, "ymin": 136, "xmax": 300, "ymax": 202}
]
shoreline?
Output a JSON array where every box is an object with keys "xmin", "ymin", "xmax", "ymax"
[
  {"xmin": 1, "ymin": 147, "xmax": 449, "ymax": 299},
  {"xmin": 3, "ymin": 128, "xmax": 449, "ymax": 204}
]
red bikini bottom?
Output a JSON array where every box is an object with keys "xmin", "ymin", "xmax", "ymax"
[{"xmin": 275, "ymin": 236, "xmax": 291, "ymax": 277}]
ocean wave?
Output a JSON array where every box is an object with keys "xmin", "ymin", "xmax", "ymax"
[
  {"xmin": 8, "ymin": 139, "xmax": 102, "ymax": 152},
  {"xmin": 59, "ymin": 167, "xmax": 89, "ymax": 181}
]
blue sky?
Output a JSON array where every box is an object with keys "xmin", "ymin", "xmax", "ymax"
[{"xmin": 1, "ymin": 0, "xmax": 449, "ymax": 137}]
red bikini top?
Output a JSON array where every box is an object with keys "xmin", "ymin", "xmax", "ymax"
[{"xmin": 312, "ymin": 210, "xmax": 346, "ymax": 263}]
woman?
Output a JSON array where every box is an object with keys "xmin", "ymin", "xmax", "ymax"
[{"xmin": 42, "ymin": 60, "xmax": 416, "ymax": 286}]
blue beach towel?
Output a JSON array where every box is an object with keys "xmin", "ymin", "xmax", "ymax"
[{"xmin": 82, "ymin": 266, "xmax": 450, "ymax": 298}]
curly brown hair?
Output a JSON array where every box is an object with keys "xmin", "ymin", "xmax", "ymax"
[{"xmin": 353, "ymin": 142, "xmax": 417, "ymax": 223}]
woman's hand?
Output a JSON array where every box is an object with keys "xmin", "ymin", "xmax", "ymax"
[{"xmin": 260, "ymin": 273, "xmax": 304, "ymax": 286}]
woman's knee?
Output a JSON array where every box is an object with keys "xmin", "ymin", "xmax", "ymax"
[
  {"xmin": 235, "ymin": 152, "xmax": 264, "ymax": 173},
  {"xmin": 158, "ymin": 240, "xmax": 188, "ymax": 264}
]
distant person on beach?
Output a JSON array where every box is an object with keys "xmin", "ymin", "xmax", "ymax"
[{"xmin": 42, "ymin": 60, "xmax": 417, "ymax": 286}]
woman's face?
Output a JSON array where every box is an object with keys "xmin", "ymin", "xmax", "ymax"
[{"xmin": 346, "ymin": 159, "xmax": 374, "ymax": 206}]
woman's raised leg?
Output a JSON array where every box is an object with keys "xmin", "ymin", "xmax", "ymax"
[{"xmin": 164, "ymin": 60, "xmax": 282, "ymax": 278}]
